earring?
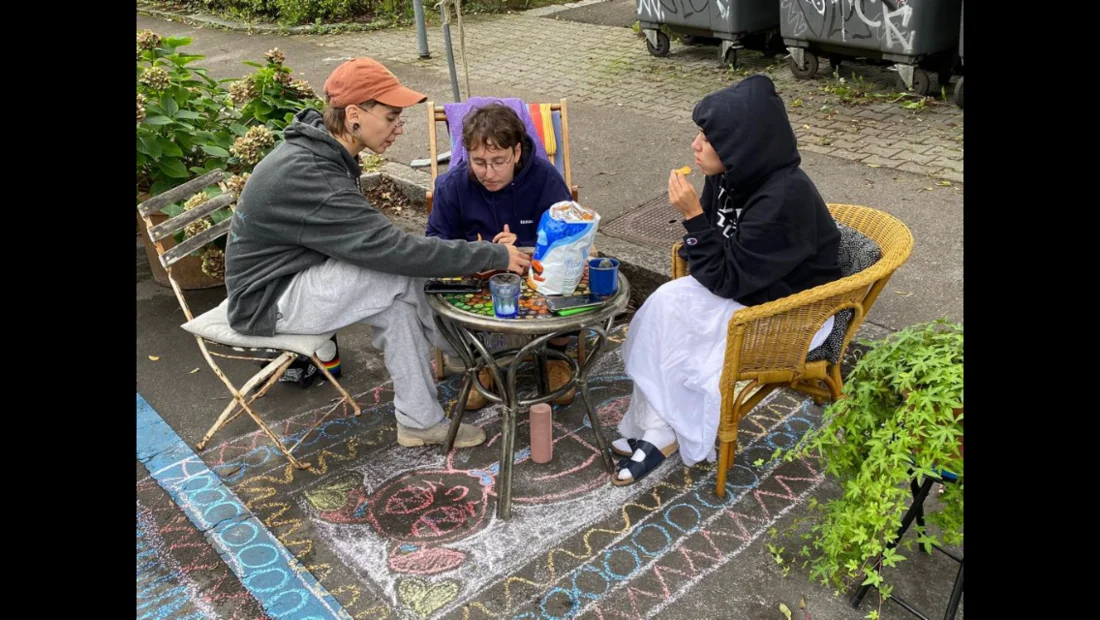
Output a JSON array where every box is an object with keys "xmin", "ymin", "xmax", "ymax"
[{"xmin": 352, "ymin": 123, "xmax": 360, "ymax": 131}]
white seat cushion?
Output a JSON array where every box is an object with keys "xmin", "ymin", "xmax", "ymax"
[{"xmin": 180, "ymin": 300, "xmax": 334, "ymax": 358}]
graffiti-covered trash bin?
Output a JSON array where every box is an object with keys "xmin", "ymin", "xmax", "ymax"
[
  {"xmin": 779, "ymin": 0, "xmax": 961, "ymax": 96},
  {"xmin": 636, "ymin": 0, "xmax": 781, "ymax": 67}
]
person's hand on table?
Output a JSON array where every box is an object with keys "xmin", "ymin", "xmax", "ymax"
[{"xmin": 506, "ymin": 244, "xmax": 530, "ymax": 274}]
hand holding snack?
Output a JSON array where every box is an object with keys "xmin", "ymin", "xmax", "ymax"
[{"xmin": 668, "ymin": 170, "xmax": 703, "ymax": 219}]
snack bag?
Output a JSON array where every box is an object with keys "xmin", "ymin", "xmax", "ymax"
[{"xmin": 527, "ymin": 201, "xmax": 600, "ymax": 295}]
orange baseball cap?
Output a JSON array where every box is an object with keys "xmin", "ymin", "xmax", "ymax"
[{"xmin": 323, "ymin": 57, "xmax": 427, "ymax": 108}]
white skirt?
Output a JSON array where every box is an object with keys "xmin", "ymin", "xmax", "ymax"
[{"xmin": 618, "ymin": 276, "xmax": 834, "ymax": 466}]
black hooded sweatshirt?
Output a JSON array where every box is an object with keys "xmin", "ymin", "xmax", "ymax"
[{"xmin": 681, "ymin": 75, "xmax": 841, "ymax": 305}]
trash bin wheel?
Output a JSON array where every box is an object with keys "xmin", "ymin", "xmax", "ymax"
[
  {"xmin": 828, "ymin": 55, "xmax": 843, "ymax": 72},
  {"xmin": 898, "ymin": 67, "xmax": 931, "ymax": 96},
  {"xmin": 647, "ymin": 31, "xmax": 671, "ymax": 57},
  {"xmin": 790, "ymin": 50, "xmax": 819, "ymax": 79},
  {"xmin": 723, "ymin": 46, "xmax": 738, "ymax": 68},
  {"xmin": 953, "ymin": 76, "xmax": 964, "ymax": 109}
]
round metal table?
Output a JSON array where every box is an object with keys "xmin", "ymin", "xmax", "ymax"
[{"xmin": 425, "ymin": 271, "xmax": 630, "ymax": 520}]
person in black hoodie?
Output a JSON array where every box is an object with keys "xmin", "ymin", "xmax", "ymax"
[{"xmin": 611, "ymin": 75, "xmax": 843, "ymax": 486}]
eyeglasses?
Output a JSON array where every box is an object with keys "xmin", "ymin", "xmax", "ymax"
[
  {"xmin": 359, "ymin": 106, "xmax": 406, "ymax": 131},
  {"xmin": 470, "ymin": 153, "xmax": 516, "ymax": 172}
]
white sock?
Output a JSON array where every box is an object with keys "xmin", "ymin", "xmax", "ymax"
[
  {"xmin": 315, "ymin": 340, "xmax": 337, "ymax": 362},
  {"xmin": 612, "ymin": 438, "xmax": 633, "ymax": 454},
  {"xmin": 641, "ymin": 426, "xmax": 677, "ymax": 453}
]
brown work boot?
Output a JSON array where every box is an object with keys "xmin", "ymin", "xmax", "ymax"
[
  {"xmin": 547, "ymin": 359, "xmax": 576, "ymax": 405},
  {"xmin": 397, "ymin": 421, "xmax": 486, "ymax": 449},
  {"xmin": 464, "ymin": 367, "xmax": 495, "ymax": 410}
]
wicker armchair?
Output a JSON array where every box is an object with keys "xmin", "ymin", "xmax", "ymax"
[{"xmin": 670, "ymin": 204, "xmax": 914, "ymax": 497}]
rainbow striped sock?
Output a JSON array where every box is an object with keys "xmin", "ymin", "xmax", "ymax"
[{"xmin": 321, "ymin": 356, "xmax": 341, "ymax": 378}]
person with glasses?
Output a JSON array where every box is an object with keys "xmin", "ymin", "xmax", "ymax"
[
  {"xmin": 427, "ymin": 103, "xmax": 571, "ymax": 249},
  {"xmin": 425, "ymin": 103, "xmax": 577, "ymax": 409},
  {"xmin": 225, "ymin": 58, "xmax": 530, "ymax": 451}
]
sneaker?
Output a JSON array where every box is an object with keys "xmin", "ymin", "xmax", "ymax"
[
  {"xmin": 397, "ymin": 421, "xmax": 486, "ymax": 448},
  {"xmin": 547, "ymin": 359, "xmax": 576, "ymax": 405},
  {"xmin": 279, "ymin": 360, "xmax": 320, "ymax": 388},
  {"xmin": 463, "ymin": 367, "xmax": 495, "ymax": 410}
]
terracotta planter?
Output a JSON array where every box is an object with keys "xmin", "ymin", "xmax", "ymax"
[{"xmin": 137, "ymin": 211, "xmax": 224, "ymax": 290}]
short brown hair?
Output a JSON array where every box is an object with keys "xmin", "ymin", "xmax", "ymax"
[
  {"xmin": 322, "ymin": 99, "xmax": 378, "ymax": 140},
  {"xmin": 462, "ymin": 104, "xmax": 525, "ymax": 152}
]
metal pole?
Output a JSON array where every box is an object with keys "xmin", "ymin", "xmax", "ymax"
[
  {"xmin": 454, "ymin": 0, "xmax": 471, "ymax": 99},
  {"xmin": 412, "ymin": 0, "xmax": 430, "ymax": 59},
  {"xmin": 440, "ymin": 0, "xmax": 462, "ymax": 102}
]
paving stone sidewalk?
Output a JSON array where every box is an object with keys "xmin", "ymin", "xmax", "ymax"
[{"xmin": 310, "ymin": 8, "xmax": 963, "ymax": 182}]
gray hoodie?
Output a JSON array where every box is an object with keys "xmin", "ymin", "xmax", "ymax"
[{"xmin": 225, "ymin": 108, "xmax": 509, "ymax": 336}]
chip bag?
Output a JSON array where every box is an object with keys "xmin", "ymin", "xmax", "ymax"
[{"xmin": 527, "ymin": 201, "xmax": 600, "ymax": 295}]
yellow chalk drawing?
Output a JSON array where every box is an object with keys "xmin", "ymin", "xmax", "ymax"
[{"xmin": 398, "ymin": 577, "xmax": 461, "ymax": 618}]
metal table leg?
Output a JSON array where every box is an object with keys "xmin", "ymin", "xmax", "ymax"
[
  {"xmin": 575, "ymin": 318, "xmax": 616, "ymax": 474},
  {"xmin": 430, "ymin": 314, "xmax": 619, "ymax": 519}
]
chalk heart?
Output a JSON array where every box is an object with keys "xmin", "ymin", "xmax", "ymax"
[
  {"xmin": 390, "ymin": 545, "xmax": 467, "ymax": 575},
  {"xmin": 397, "ymin": 577, "xmax": 460, "ymax": 618},
  {"xmin": 305, "ymin": 471, "xmax": 361, "ymax": 512}
]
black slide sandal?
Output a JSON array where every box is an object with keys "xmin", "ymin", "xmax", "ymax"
[{"xmin": 611, "ymin": 439, "xmax": 678, "ymax": 486}]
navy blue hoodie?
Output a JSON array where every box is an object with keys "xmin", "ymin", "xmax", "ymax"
[
  {"xmin": 426, "ymin": 134, "xmax": 572, "ymax": 247},
  {"xmin": 681, "ymin": 75, "xmax": 841, "ymax": 305}
]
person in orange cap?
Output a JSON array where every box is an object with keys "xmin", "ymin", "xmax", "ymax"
[{"xmin": 225, "ymin": 58, "xmax": 530, "ymax": 449}]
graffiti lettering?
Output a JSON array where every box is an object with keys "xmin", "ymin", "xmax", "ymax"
[
  {"xmin": 637, "ymin": 0, "xmax": 668, "ymax": 22},
  {"xmin": 883, "ymin": 3, "xmax": 915, "ymax": 52},
  {"xmin": 781, "ymin": 0, "xmax": 916, "ymax": 52},
  {"xmin": 855, "ymin": 0, "xmax": 881, "ymax": 27}
]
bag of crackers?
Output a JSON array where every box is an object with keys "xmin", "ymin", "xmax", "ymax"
[{"xmin": 527, "ymin": 201, "xmax": 600, "ymax": 295}]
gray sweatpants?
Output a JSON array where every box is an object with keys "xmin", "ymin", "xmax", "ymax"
[{"xmin": 274, "ymin": 259, "xmax": 450, "ymax": 430}]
